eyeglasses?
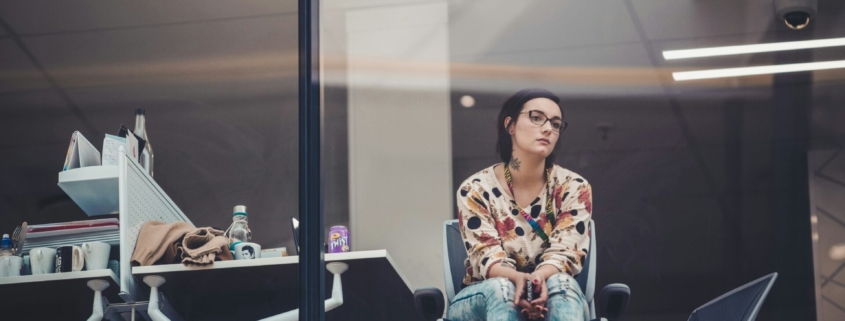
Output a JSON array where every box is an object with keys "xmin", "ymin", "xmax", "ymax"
[{"xmin": 520, "ymin": 110, "xmax": 567, "ymax": 132}]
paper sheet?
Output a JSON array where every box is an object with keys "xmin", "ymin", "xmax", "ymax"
[{"xmin": 102, "ymin": 134, "xmax": 126, "ymax": 166}]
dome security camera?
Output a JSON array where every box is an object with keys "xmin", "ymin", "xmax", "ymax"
[{"xmin": 775, "ymin": 0, "xmax": 817, "ymax": 30}]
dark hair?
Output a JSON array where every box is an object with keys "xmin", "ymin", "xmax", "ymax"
[{"xmin": 496, "ymin": 88, "xmax": 563, "ymax": 169}]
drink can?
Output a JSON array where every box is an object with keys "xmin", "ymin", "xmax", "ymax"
[{"xmin": 328, "ymin": 225, "xmax": 350, "ymax": 253}]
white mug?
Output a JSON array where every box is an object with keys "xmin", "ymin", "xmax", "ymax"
[
  {"xmin": 30, "ymin": 247, "xmax": 57, "ymax": 275},
  {"xmin": 233, "ymin": 242, "xmax": 261, "ymax": 260},
  {"xmin": 1, "ymin": 256, "xmax": 23, "ymax": 277},
  {"xmin": 82, "ymin": 242, "xmax": 111, "ymax": 270}
]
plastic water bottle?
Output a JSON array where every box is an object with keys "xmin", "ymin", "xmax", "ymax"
[
  {"xmin": 227, "ymin": 205, "xmax": 252, "ymax": 250},
  {"xmin": 0, "ymin": 234, "xmax": 13, "ymax": 257}
]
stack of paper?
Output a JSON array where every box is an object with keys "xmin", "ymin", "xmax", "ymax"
[
  {"xmin": 21, "ymin": 219, "xmax": 119, "ymax": 256},
  {"xmin": 62, "ymin": 125, "xmax": 147, "ymax": 170}
]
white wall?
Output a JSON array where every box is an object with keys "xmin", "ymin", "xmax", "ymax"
[{"xmin": 334, "ymin": 1, "xmax": 453, "ymax": 292}]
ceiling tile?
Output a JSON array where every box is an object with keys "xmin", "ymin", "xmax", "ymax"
[
  {"xmin": 630, "ymin": 0, "xmax": 775, "ymax": 41},
  {"xmin": 449, "ymin": 0, "xmax": 640, "ymax": 58},
  {"xmin": 0, "ymin": 39, "xmax": 50, "ymax": 93},
  {"xmin": 809, "ymin": 0, "xmax": 845, "ymax": 38},
  {"xmin": 20, "ymin": 14, "xmax": 297, "ymax": 91},
  {"xmin": 0, "ymin": 90, "xmax": 68, "ymax": 117},
  {"xmin": 0, "ymin": 0, "xmax": 296, "ymax": 35},
  {"xmin": 0, "ymin": 107, "xmax": 87, "ymax": 196}
]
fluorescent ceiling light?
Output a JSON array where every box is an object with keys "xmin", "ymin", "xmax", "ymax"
[
  {"xmin": 663, "ymin": 37, "xmax": 845, "ymax": 60},
  {"xmin": 673, "ymin": 59, "xmax": 845, "ymax": 81}
]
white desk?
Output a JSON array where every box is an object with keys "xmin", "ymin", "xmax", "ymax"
[{"xmin": 133, "ymin": 250, "xmax": 422, "ymax": 320}]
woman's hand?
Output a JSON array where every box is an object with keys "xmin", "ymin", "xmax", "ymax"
[
  {"xmin": 512, "ymin": 272, "xmax": 547, "ymax": 319},
  {"xmin": 528, "ymin": 272, "xmax": 550, "ymax": 317},
  {"xmin": 509, "ymin": 273, "xmax": 538, "ymax": 317}
]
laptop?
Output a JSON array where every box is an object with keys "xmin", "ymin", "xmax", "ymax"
[{"xmin": 688, "ymin": 273, "xmax": 778, "ymax": 321}]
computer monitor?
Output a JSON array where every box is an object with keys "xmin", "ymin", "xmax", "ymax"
[{"xmin": 688, "ymin": 273, "xmax": 777, "ymax": 321}]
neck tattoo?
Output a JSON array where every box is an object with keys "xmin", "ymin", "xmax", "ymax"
[{"xmin": 509, "ymin": 157, "xmax": 521, "ymax": 171}]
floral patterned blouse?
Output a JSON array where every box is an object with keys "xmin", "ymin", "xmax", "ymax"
[{"xmin": 457, "ymin": 163, "xmax": 592, "ymax": 285}]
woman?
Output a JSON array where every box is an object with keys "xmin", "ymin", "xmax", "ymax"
[{"xmin": 448, "ymin": 89, "xmax": 592, "ymax": 321}]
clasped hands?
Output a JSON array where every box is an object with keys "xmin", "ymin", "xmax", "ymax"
[{"xmin": 512, "ymin": 272, "xmax": 549, "ymax": 320}]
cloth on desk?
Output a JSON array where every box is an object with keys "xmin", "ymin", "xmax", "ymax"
[
  {"xmin": 181, "ymin": 227, "xmax": 233, "ymax": 265},
  {"xmin": 131, "ymin": 221, "xmax": 233, "ymax": 266},
  {"xmin": 131, "ymin": 221, "xmax": 194, "ymax": 266}
]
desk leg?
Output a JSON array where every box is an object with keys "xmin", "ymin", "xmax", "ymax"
[
  {"xmin": 87, "ymin": 279, "xmax": 110, "ymax": 321},
  {"xmin": 259, "ymin": 262, "xmax": 349, "ymax": 321}
]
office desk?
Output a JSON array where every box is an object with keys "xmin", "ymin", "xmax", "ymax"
[{"xmin": 0, "ymin": 269, "xmax": 121, "ymax": 320}]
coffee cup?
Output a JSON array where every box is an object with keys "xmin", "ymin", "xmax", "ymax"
[
  {"xmin": 233, "ymin": 242, "xmax": 261, "ymax": 260},
  {"xmin": 30, "ymin": 247, "xmax": 57, "ymax": 275},
  {"xmin": 1, "ymin": 256, "xmax": 23, "ymax": 277},
  {"xmin": 82, "ymin": 242, "xmax": 111, "ymax": 270},
  {"xmin": 55, "ymin": 245, "xmax": 84, "ymax": 273}
]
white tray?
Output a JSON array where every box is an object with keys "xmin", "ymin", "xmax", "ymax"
[{"xmin": 58, "ymin": 166, "xmax": 120, "ymax": 216}]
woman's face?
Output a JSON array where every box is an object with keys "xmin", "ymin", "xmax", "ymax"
[{"xmin": 505, "ymin": 98, "xmax": 562, "ymax": 159}]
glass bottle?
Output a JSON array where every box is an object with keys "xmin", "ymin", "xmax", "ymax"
[
  {"xmin": 134, "ymin": 108, "xmax": 154, "ymax": 177},
  {"xmin": 227, "ymin": 205, "xmax": 252, "ymax": 250}
]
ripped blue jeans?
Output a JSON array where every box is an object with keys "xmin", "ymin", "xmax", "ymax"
[{"xmin": 446, "ymin": 273, "xmax": 589, "ymax": 321}]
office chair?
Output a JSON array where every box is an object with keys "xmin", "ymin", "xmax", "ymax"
[
  {"xmin": 415, "ymin": 219, "xmax": 631, "ymax": 321},
  {"xmin": 687, "ymin": 273, "xmax": 778, "ymax": 321}
]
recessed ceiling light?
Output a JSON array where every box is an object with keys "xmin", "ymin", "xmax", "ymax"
[
  {"xmin": 663, "ymin": 37, "xmax": 845, "ymax": 60},
  {"xmin": 673, "ymin": 59, "xmax": 845, "ymax": 81},
  {"xmin": 460, "ymin": 95, "xmax": 475, "ymax": 108},
  {"xmin": 831, "ymin": 243, "xmax": 845, "ymax": 260}
]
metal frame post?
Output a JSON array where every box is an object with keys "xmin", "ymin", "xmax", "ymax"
[{"xmin": 298, "ymin": 0, "xmax": 324, "ymax": 320}]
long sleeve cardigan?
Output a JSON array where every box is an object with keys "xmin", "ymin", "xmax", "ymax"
[{"xmin": 457, "ymin": 163, "xmax": 592, "ymax": 285}]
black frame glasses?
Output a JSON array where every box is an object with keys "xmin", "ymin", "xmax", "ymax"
[{"xmin": 520, "ymin": 110, "xmax": 567, "ymax": 132}]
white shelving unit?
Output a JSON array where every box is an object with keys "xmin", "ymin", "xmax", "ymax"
[
  {"xmin": 58, "ymin": 165, "xmax": 120, "ymax": 216},
  {"xmin": 42, "ymin": 147, "xmax": 419, "ymax": 320},
  {"xmin": 16, "ymin": 147, "xmax": 194, "ymax": 320},
  {"xmin": 0, "ymin": 269, "xmax": 118, "ymax": 286}
]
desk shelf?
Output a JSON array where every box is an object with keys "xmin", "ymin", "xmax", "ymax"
[{"xmin": 0, "ymin": 269, "xmax": 120, "ymax": 320}]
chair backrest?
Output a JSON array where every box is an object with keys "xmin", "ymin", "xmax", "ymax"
[
  {"xmin": 443, "ymin": 220, "xmax": 468, "ymax": 302},
  {"xmin": 687, "ymin": 273, "xmax": 778, "ymax": 321},
  {"xmin": 442, "ymin": 219, "xmax": 596, "ymax": 306}
]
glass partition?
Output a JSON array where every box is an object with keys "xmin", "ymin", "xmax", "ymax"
[{"xmin": 321, "ymin": 1, "xmax": 845, "ymax": 320}]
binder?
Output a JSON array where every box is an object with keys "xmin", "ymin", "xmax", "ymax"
[{"xmin": 62, "ymin": 131, "xmax": 101, "ymax": 171}]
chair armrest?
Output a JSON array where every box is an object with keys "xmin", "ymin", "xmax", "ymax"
[
  {"xmin": 414, "ymin": 287, "xmax": 446, "ymax": 321},
  {"xmin": 597, "ymin": 283, "xmax": 630, "ymax": 321}
]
